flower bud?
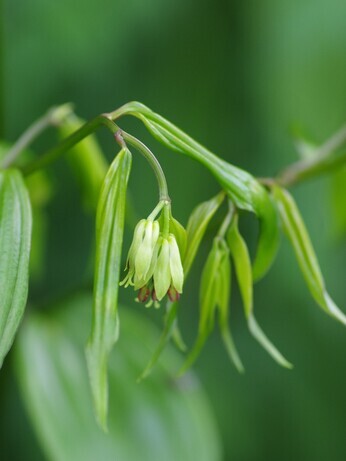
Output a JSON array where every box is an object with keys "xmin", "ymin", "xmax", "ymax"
[
  {"xmin": 153, "ymin": 234, "xmax": 184, "ymax": 301},
  {"xmin": 121, "ymin": 219, "xmax": 160, "ymax": 289},
  {"xmin": 121, "ymin": 220, "xmax": 184, "ymax": 306},
  {"xmin": 134, "ymin": 220, "xmax": 160, "ymax": 283}
]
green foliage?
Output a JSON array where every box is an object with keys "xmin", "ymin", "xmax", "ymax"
[
  {"xmin": 15, "ymin": 293, "xmax": 222, "ymax": 461},
  {"xmin": 180, "ymin": 235, "xmax": 243, "ymax": 374},
  {"xmin": 0, "ymin": 169, "xmax": 32, "ymax": 367},
  {"xmin": 3, "ymin": 3, "xmax": 346, "ymax": 460},
  {"xmin": 113, "ymin": 102, "xmax": 280, "ymax": 279},
  {"xmin": 273, "ymin": 185, "xmax": 346, "ymax": 325},
  {"xmin": 183, "ymin": 192, "xmax": 224, "ymax": 276},
  {"xmin": 58, "ymin": 113, "xmax": 108, "ymax": 211},
  {"xmin": 227, "ymin": 213, "xmax": 292, "ymax": 369}
]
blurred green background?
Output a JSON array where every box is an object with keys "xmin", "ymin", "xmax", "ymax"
[{"xmin": 1, "ymin": 0, "xmax": 346, "ymax": 460}]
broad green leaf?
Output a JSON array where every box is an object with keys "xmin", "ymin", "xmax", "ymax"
[
  {"xmin": 183, "ymin": 192, "xmax": 224, "ymax": 276},
  {"xmin": 86, "ymin": 148, "xmax": 132, "ymax": 429},
  {"xmin": 227, "ymin": 214, "xmax": 292, "ymax": 368},
  {"xmin": 1, "ymin": 142, "xmax": 52, "ymax": 281},
  {"xmin": 115, "ymin": 103, "xmax": 279, "ymax": 281},
  {"xmin": 272, "ymin": 184, "xmax": 346, "ymax": 326},
  {"xmin": 0, "ymin": 169, "xmax": 32, "ymax": 368},
  {"xmin": 58, "ymin": 113, "xmax": 108, "ymax": 211},
  {"xmin": 15, "ymin": 293, "xmax": 222, "ymax": 461}
]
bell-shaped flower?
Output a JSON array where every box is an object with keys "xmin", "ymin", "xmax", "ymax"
[
  {"xmin": 120, "ymin": 219, "xmax": 159, "ymax": 288},
  {"xmin": 153, "ymin": 234, "xmax": 184, "ymax": 301},
  {"xmin": 121, "ymin": 219, "xmax": 184, "ymax": 306}
]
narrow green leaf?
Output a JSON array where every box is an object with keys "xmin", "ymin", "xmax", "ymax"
[
  {"xmin": 169, "ymin": 214, "xmax": 187, "ymax": 258},
  {"xmin": 178, "ymin": 329, "xmax": 210, "ymax": 376},
  {"xmin": 217, "ymin": 245, "xmax": 244, "ymax": 373},
  {"xmin": 227, "ymin": 214, "xmax": 292, "ymax": 368},
  {"xmin": 58, "ymin": 114, "xmax": 108, "ymax": 211},
  {"xmin": 141, "ymin": 117, "xmax": 258, "ymax": 212},
  {"xmin": 198, "ymin": 239, "xmax": 223, "ymax": 332},
  {"xmin": 86, "ymin": 148, "xmax": 132, "ymax": 429},
  {"xmin": 180, "ymin": 237, "xmax": 243, "ymax": 375},
  {"xmin": 227, "ymin": 216, "xmax": 253, "ymax": 318},
  {"xmin": 183, "ymin": 192, "xmax": 224, "ymax": 276},
  {"xmin": 247, "ymin": 314, "xmax": 292, "ymax": 368},
  {"xmin": 252, "ymin": 194, "xmax": 280, "ymax": 281},
  {"xmin": 0, "ymin": 169, "xmax": 32, "ymax": 368},
  {"xmin": 272, "ymin": 184, "xmax": 346, "ymax": 326}
]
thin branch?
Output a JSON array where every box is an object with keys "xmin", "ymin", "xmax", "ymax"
[
  {"xmin": 22, "ymin": 114, "xmax": 119, "ymax": 175},
  {"xmin": 277, "ymin": 124, "xmax": 346, "ymax": 186}
]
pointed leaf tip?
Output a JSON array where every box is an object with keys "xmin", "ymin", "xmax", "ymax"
[{"xmin": 272, "ymin": 185, "xmax": 346, "ymax": 327}]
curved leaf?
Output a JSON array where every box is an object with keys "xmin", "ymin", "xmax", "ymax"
[
  {"xmin": 252, "ymin": 193, "xmax": 280, "ymax": 281},
  {"xmin": 272, "ymin": 184, "xmax": 346, "ymax": 326},
  {"xmin": 86, "ymin": 148, "xmax": 132, "ymax": 429},
  {"xmin": 180, "ymin": 238, "xmax": 243, "ymax": 374},
  {"xmin": 113, "ymin": 102, "xmax": 280, "ymax": 279},
  {"xmin": 217, "ymin": 246, "xmax": 244, "ymax": 373},
  {"xmin": 0, "ymin": 169, "xmax": 32, "ymax": 367},
  {"xmin": 183, "ymin": 192, "xmax": 224, "ymax": 276},
  {"xmin": 227, "ymin": 214, "xmax": 292, "ymax": 368}
]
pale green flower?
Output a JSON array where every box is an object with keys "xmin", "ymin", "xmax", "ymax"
[
  {"xmin": 121, "ymin": 222, "xmax": 184, "ymax": 305},
  {"xmin": 153, "ymin": 234, "xmax": 184, "ymax": 301},
  {"xmin": 120, "ymin": 219, "xmax": 159, "ymax": 288}
]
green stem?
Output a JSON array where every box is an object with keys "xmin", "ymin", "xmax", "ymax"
[
  {"xmin": 1, "ymin": 104, "xmax": 74, "ymax": 169},
  {"xmin": 20, "ymin": 111, "xmax": 170, "ymax": 208},
  {"xmin": 121, "ymin": 130, "xmax": 169, "ymax": 201},
  {"xmin": 22, "ymin": 114, "xmax": 119, "ymax": 175},
  {"xmin": 110, "ymin": 102, "xmax": 224, "ymax": 173},
  {"xmin": 162, "ymin": 203, "xmax": 171, "ymax": 237},
  {"xmin": 277, "ymin": 124, "xmax": 346, "ymax": 187},
  {"xmin": 217, "ymin": 202, "xmax": 235, "ymax": 239},
  {"xmin": 147, "ymin": 200, "xmax": 165, "ymax": 221}
]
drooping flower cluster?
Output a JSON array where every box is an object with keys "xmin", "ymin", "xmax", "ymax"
[{"xmin": 120, "ymin": 218, "xmax": 184, "ymax": 307}]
